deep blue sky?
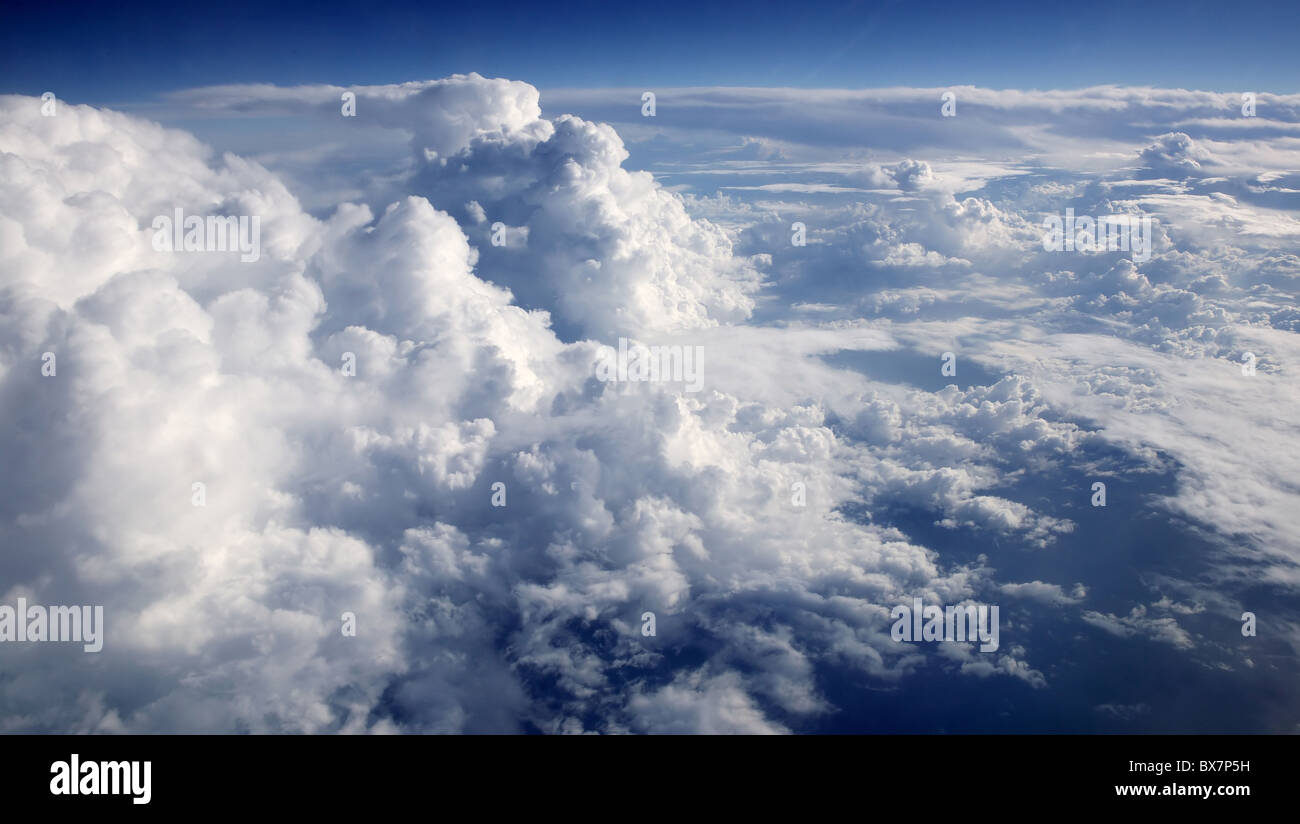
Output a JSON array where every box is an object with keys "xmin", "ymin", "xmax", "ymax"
[{"xmin": 2, "ymin": 0, "xmax": 1297, "ymax": 103}]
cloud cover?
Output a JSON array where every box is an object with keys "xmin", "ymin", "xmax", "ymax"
[{"xmin": 1, "ymin": 74, "xmax": 1297, "ymax": 732}]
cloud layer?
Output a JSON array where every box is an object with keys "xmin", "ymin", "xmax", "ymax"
[{"xmin": 1, "ymin": 74, "xmax": 1297, "ymax": 732}]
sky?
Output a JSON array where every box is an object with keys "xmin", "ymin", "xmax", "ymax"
[
  {"xmin": 3, "ymin": 0, "xmax": 1299, "ymax": 102},
  {"xmin": 0, "ymin": 1, "xmax": 1297, "ymax": 734}
]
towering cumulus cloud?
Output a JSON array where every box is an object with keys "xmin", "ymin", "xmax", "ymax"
[{"xmin": 0, "ymin": 73, "xmax": 1297, "ymax": 733}]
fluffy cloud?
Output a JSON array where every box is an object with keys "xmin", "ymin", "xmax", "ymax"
[
  {"xmin": 0, "ymin": 85, "xmax": 1016, "ymax": 734},
  {"xmin": 2, "ymin": 72, "xmax": 1297, "ymax": 733}
]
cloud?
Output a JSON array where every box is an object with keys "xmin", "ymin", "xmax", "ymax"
[
  {"xmin": 1081, "ymin": 606, "xmax": 1195, "ymax": 650},
  {"xmin": 0, "ymin": 87, "xmax": 1008, "ymax": 733},
  {"xmin": 3, "ymin": 73, "xmax": 1298, "ymax": 733},
  {"xmin": 1139, "ymin": 132, "xmax": 1218, "ymax": 176},
  {"xmin": 1000, "ymin": 581, "xmax": 1086, "ymax": 606},
  {"xmin": 847, "ymin": 159, "xmax": 935, "ymax": 191},
  {"xmin": 627, "ymin": 671, "xmax": 790, "ymax": 734}
]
